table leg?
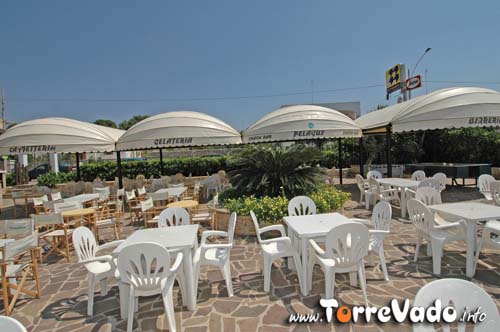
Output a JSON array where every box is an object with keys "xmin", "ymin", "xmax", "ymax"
[
  {"xmin": 118, "ymin": 281, "xmax": 130, "ymax": 319},
  {"xmin": 400, "ymin": 187, "xmax": 408, "ymax": 218},
  {"xmin": 288, "ymin": 231, "xmax": 297, "ymax": 271},
  {"xmin": 182, "ymin": 247, "xmax": 197, "ymax": 311},
  {"xmin": 466, "ymin": 221, "xmax": 476, "ymax": 278},
  {"xmin": 300, "ymin": 238, "xmax": 309, "ymax": 296}
]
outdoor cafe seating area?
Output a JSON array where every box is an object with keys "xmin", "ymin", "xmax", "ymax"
[{"xmin": 1, "ymin": 168, "xmax": 499, "ymax": 332}]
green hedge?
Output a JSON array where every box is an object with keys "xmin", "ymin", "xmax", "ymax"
[
  {"xmin": 37, "ymin": 171, "xmax": 77, "ymax": 188},
  {"xmin": 79, "ymin": 156, "xmax": 230, "ymax": 181}
]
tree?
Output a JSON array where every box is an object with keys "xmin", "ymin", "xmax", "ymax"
[
  {"xmin": 94, "ymin": 119, "xmax": 117, "ymax": 128},
  {"xmin": 119, "ymin": 115, "xmax": 149, "ymax": 130}
]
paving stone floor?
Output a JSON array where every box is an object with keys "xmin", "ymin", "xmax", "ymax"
[{"xmin": 3, "ymin": 184, "xmax": 500, "ymax": 331}]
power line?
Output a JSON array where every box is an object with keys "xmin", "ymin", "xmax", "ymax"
[{"xmin": 7, "ymin": 84, "xmax": 385, "ymax": 103}]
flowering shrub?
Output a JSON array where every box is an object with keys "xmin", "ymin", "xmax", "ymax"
[{"xmin": 223, "ymin": 186, "xmax": 350, "ymax": 224}]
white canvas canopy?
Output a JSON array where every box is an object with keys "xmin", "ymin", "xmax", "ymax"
[
  {"xmin": 116, "ymin": 111, "xmax": 242, "ymax": 151},
  {"xmin": 355, "ymin": 87, "xmax": 500, "ymax": 133},
  {"xmin": 242, "ymin": 105, "xmax": 362, "ymax": 143},
  {"xmin": 0, "ymin": 117, "xmax": 124, "ymax": 154}
]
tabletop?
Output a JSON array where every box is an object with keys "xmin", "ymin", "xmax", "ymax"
[
  {"xmin": 283, "ymin": 212, "xmax": 355, "ymax": 238},
  {"xmin": 428, "ymin": 202, "xmax": 500, "ymax": 222},
  {"xmin": 377, "ymin": 178, "xmax": 420, "ymax": 188},
  {"xmin": 61, "ymin": 207, "xmax": 96, "ymax": 218},
  {"xmin": 113, "ymin": 224, "xmax": 199, "ymax": 254},
  {"xmin": 167, "ymin": 200, "xmax": 198, "ymax": 209},
  {"xmin": 65, "ymin": 193, "xmax": 100, "ymax": 204},
  {"xmin": 155, "ymin": 187, "xmax": 187, "ymax": 197}
]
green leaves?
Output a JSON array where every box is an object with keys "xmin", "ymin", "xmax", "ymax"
[{"xmin": 37, "ymin": 171, "xmax": 76, "ymax": 188}]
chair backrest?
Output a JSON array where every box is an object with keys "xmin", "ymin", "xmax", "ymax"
[
  {"xmin": 413, "ymin": 278, "xmax": 500, "ymax": 332},
  {"xmin": 366, "ymin": 170, "xmax": 382, "ymax": 179},
  {"xmin": 250, "ymin": 211, "xmax": 263, "ymax": 243},
  {"xmin": 411, "ymin": 170, "xmax": 426, "ymax": 181},
  {"xmin": 0, "ymin": 316, "xmax": 27, "ymax": 332},
  {"xmin": 2, "ymin": 232, "xmax": 38, "ymax": 262},
  {"xmin": 137, "ymin": 186, "xmax": 146, "ymax": 196},
  {"xmin": 432, "ymin": 172, "xmax": 447, "ymax": 191},
  {"xmin": 32, "ymin": 213, "xmax": 64, "ymax": 227},
  {"xmin": 324, "ymin": 223, "xmax": 369, "ymax": 269},
  {"xmin": 148, "ymin": 191, "xmax": 169, "ymax": 203},
  {"xmin": 1, "ymin": 219, "xmax": 34, "ymax": 237},
  {"xmin": 407, "ymin": 199, "xmax": 434, "ymax": 237},
  {"xmin": 415, "ymin": 187, "xmax": 442, "ymax": 205},
  {"xmin": 288, "ymin": 196, "xmax": 317, "ymax": 216},
  {"xmin": 478, "ymin": 174, "xmax": 495, "ymax": 193},
  {"xmin": 227, "ymin": 212, "xmax": 237, "ymax": 244},
  {"xmin": 93, "ymin": 186, "xmax": 110, "ymax": 198},
  {"xmin": 140, "ymin": 197, "xmax": 154, "ymax": 212},
  {"xmin": 490, "ymin": 181, "xmax": 500, "ymax": 206},
  {"xmin": 72, "ymin": 226, "xmax": 97, "ymax": 263},
  {"xmin": 157, "ymin": 207, "xmax": 190, "ymax": 227},
  {"xmin": 33, "ymin": 195, "xmax": 48, "ymax": 206},
  {"xmin": 125, "ymin": 190, "xmax": 136, "ymax": 202},
  {"xmin": 11, "ymin": 191, "xmax": 25, "ymax": 199},
  {"xmin": 116, "ymin": 188, "xmax": 125, "ymax": 199},
  {"xmin": 368, "ymin": 177, "xmax": 382, "ymax": 195},
  {"xmin": 50, "ymin": 192, "xmax": 62, "ymax": 201},
  {"xmin": 355, "ymin": 174, "xmax": 366, "ymax": 191},
  {"xmin": 418, "ymin": 178, "xmax": 441, "ymax": 192},
  {"xmin": 117, "ymin": 242, "xmax": 173, "ymax": 292},
  {"xmin": 371, "ymin": 201, "xmax": 392, "ymax": 231},
  {"xmin": 53, "ymin": 201, "xmax": 82, "ymax": 213}
]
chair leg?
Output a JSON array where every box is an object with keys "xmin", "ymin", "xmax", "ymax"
[
  {"xmin": 426, "ymin": 241, "xmax": 432, "ymax": 256},
  {"xmin": 263, "ymin": 255, "xmax": 272, "ymax": 292},
  {"xmin": 349, "ymin": 272, "xmax": 358, "ymax": 287},
  {"xmin": 193, "ymin": 262, "xmax": 201, "ymax": 300},
  {"xmin": 32, "ymin": 249, "xmax": 42, "ymax": 298},
  {"xmin": 473, "ymin": 234, "xmax": 486, "ymax": 275},
  {"xmin": 414, "ymin": 234, "xmax": 422, "ymax": 263},
  {"xmin": 127, "ymin": 292, "xmax": 135, "ymax": 332},
  {"xmin": 360, "ymin": 191, "xmax": 364, "ymax": 204},
  {"xmin": 63, "ymin": 236, "xmax": 70, "ymax": 262},
  {"xmin": 87, "ymin": 275, "xmax": 96, "ymax": 316},
  {"xmin": 324, "ymin": 271, "xmax": 335, "ymax": 300},
  {"xmin": 307, "ymin": 254, "xmax": 315, "ymax": 294},
  {"xmin": 161, "ymin": 285, "xmax": 177, "ymax": 332},
  {"xmin": 114, "ymin": 223, "xmax": 120, "ymax": 240},
  {"xmin": 431, "ymin": 239, "xmax": 443, "ymax": 275},
  {"xmin": 100, "ymin": 279, "xmax": 108, "ymax": 296},
  {"xmin": 378, "ymin": 248, "xmax": 389, "ymax": 281},
  {"xmin": 358, "ymin": 264, "xmax": 369, "ymax": 306},
  {"xmin": 291, "ymin": 253, "xmax": 303, "ymax": 293},
  {"xmin": 222, "ymin": 260, "xmax": 233, "ymax": 297}
]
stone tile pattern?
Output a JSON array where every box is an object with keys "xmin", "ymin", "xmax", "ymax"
[{"xmin": 3, "ymin": 184, "xmax": 500, "ymax": 332}]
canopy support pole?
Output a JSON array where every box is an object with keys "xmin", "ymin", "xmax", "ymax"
[
  {"xmin": 386, "ymin": 126, "xmax": 392, "ymax": 177},
  {"xmin": 338, "ymin": 137, "xmax": 343, "ymax": 185},
  {"xmin": 75, "ymin": 152, "xmax": 81, "ymax": 181},
  {"xmin": 159, "ymin": 148, "xmax": 164, "ymax": 176},
  {"xmin": 116, "ymin": 151, "xmax": 123, "ymax": 189},
  {"xmin": 358, "ymin": 137, "xmax": 364, "ymax": 177}
]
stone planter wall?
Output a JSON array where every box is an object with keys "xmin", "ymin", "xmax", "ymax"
[{"xmin": 215, "ymin": 209, "xmax": 256, "ymax": 236}]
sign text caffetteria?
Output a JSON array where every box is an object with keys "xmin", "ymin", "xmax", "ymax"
[{"xmin": 9, "ymin": 145, "xmax": 57, "ymax": 153}]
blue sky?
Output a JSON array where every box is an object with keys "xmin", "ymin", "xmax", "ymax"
[{"xmin": 2, "ymin": 0, "xmax": 500, "ymax": 130}]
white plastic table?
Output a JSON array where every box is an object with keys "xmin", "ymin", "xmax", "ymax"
[
  {"xmin": 283, "ymin": 212, "xmax": 357, "ymax": 295},
  {"xmin": 428, "ymin": 202, "xmax": 500, "ymax": 277},
  {"xmin": 377, "ymin": 178, "xmax": 419, "ymax": 218},
  {"xmin": 155, "ymin": 187, "xmax": 187, "ymax": 201},
  {"xmin": 65, "ymin": 193, "xmax": 100, "ymax": 205},
  {"xmin": 113, "ymin": 224, "xmax": 199, "ymax": 318}
]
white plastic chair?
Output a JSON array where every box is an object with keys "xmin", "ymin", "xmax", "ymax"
[
  {"xmin": 413, "ymin": 278, "xmax": 500, "ymax": 331},
  {"xmin": 194, "ymin": 212, "xmax": 237, "ymax": 298},
  {"xmin": 473, "ymin": 219, "xmax": 500, "ymax": 275},
  {"xmin": 489, "ymin": 181, "xmax": 500, "ymax": 206},
  {"xmin": 366, "ymin": 177, "xmax": 400, "ymax": 209},
  {"xmin": 432, "ymin": 172, "xmax": 447, "ymax": 191},
  {"xmin": 250, "ymin": 211, "xmax": 303, "ymax": 292},
  {"xmin": 477, "ymin": 174, "xmax": 495, "ymax": 200},
  {"xmin": 407, "ymin": 186, "xmax": 442, "ymax": 205},
  {"xmin": 366, "ymin": 170, "xmax": 382, "ymax": 179},
  {"xmin": 355, "ymin": 174, "xmax": 369, "ymax": 203},
  {"xmin": 288, "ymin": 196, "xmax": 317, "ymax": 216},
  {"xmin": 407, "ymin": 199, "xmax": 466, "ymax": 275},
  {"xmin": 417, "ymin": 178, "xmax": 441, "ymax": 192},
  {"xmin": 117, "ymin": 242, "xmax": 183, "ymax": 332},
  {"xmin": 411, "ymin": 170, "xmax": 426, "ymax": 181},
  {"xmin": 0, "ymin": 316, "xmax": 27, "ymax": 332},
  {"xmin": 308, "ymin": 222, "xmax": 369, "ymax": 303},
  {"xmin": 157, "ymin": 207, "xmax": 190, "ymax": 227},
  {"xmin": 350, "ymin": 201, "xmax": 392, "ymax": 281},
  {"xmin": 72, "ymin": 226, "xmax": 124, "ymax": 316}
]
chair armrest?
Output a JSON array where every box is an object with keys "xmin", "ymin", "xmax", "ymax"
[
  {"xmin": 200, "ymin": 243, "xmax": 232, "ymax": 250},
  {"xmin": 350, "ymin": 218, "xmax": 374, "ymax": 227},
  {"xmin": 97, "ymin": 240, "xmax": 125, "ymax": 252},
  {"xmin": 169, "ymin": 252, "xmax": 184, "ymax": 274},
  {"xmin": 260, "ymin": 236, "xmax": 291, "ymax": 245},
  {"xmin": 380, "ymin": 188, "xmax": 399, "ymax": 194},
  {"xmin": 79, "ymin": 254, "xmax": 114, "ymax": 265},
  {"xmin": 369, "ymin": 229, "xmax": 390, "ymax": 235},
  {"xmin": 259, "ymin": 224, "xmax": 286, "ymax": 237},
  {"xmin": 434, "ymin": 220, "xmax": 466, "ymax": 230},
  {"xmin": 308, "ymin": 239, "xmax": 327, "ymax": 258},
  {"xmin": 201, "ymin": 230, "xmax": 228, "ymax": 244}
]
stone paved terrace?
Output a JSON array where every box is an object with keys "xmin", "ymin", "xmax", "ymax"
[{"xmin": 2, "ymin": 183, "xmax": 500, "ymax": 332}]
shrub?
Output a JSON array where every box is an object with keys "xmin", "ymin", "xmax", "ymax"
[
  {"xmin": 37, "ymin": 171, "xmax": 76, "ymax": 188},
  {"xmin": 309, "ymin": 185, "xmax": 351, "ymax": 213},
  {"xmin": 6, "ymin": 173, "xmax": 16, "ymax": 186}
]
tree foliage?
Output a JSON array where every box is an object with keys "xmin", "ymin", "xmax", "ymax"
[
  {"xmin": 94, "ymin": 119, "xmax": 117, "ymax": 128},
  {"xmin": 118, "ymin": 115, "xmax": 149, "ymax": 130}
]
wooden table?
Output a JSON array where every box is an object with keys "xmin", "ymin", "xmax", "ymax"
[
  {"xmin": 61, "ymin": 208, "xmax": 96, "ymax": 228},
  {"xmin": 167, "ymin": 200, "xmax": 199, "ymax": 209}
]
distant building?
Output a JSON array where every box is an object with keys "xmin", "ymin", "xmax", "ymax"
[{"xmin": 281, "ymin": 102, "xmax": 361, "ymax": 120}]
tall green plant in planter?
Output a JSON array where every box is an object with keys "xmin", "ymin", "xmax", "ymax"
[{"xmin": 227, "ymin": 145, "xmax": 325, "ymax": 197}]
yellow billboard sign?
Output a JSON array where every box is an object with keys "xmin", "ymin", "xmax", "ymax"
[{"xmin": 385, "ymin": 64, "xmax": 405, "ymax": 94}]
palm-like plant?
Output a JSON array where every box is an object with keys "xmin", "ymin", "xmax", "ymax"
[{"xmin": 227, "ymin": 145, "xmax": 325, "ymax": 197}]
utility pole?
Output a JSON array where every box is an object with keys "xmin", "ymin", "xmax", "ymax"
[{"xmin": 1, "ymin": 87, "xmax": 5, "ymax": 130}]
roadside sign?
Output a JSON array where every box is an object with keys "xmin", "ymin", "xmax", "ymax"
[
  {"xmin": 385, "ymin": 64, "xmax": 404, "ymax": 94},
  {"xmin": 406, "ymin": 75, "xmax": 422, "ymax": 91}
]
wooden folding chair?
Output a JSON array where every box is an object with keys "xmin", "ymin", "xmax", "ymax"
[
  {"xmin": 32, "ymin": 213, "xmax": 73, "ymax": 263},
  {"xmin": 1, "ymin": 232, "xmax": 41, "ymax": 316},
  {"xmin": 94, "ymin": 199, "xmax": 123, "ymax": 242}
]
